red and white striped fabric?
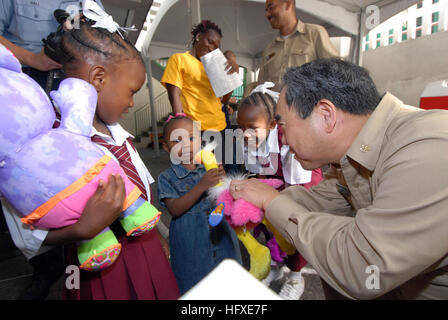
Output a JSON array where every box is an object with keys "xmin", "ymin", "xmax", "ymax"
[
  {"xmin": 419, "ymin": 80, "xmax": 448, "ymax": 110},
  {"xmin": 91, "ymin": 135, "xmax": 149, "ymax": 201}
]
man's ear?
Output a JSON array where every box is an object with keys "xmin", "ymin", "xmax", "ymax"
[
  {"xmin": 315, "ymin": 99, "xmax": 337, "ymax": 134},
  {"xmin": 88, "ymin": 65, "xmax": 107, "ymax": 92}
]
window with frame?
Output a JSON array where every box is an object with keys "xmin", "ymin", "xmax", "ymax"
[
  {"xmin": 388, "ymin": 29, "xmax": 394, "ymax": 45},
  {"xmin": 431, "ymin": 11, "xmax": 439, "ymax": 34},
  {"xmin": 433, "ymin": 0, "xmax": 439, "ymax": 4},
  {"xmin": 375, "ymin": 33, "xmax": 381, "ymax": 48},
  {"xmin": 432, "ymin": 12, "xmax": 439, "ymax": 23},
  {"xmin": 402, "ymin": 33, "xmax": 408, "ymax": 41},
  {"xmin": 416, "ymin": 29, "xmax": 422, "ymax": 37},
  {"xmin": 402, "ymin": 21, "xmax": 408, "ymax": 31},
  {"xmin": 416, "ymin": 16, "xmax": 423, "ymax": 27},
  {"xmin": 417, "ymin": 0, "xmax": 423, "ymax": 9}
]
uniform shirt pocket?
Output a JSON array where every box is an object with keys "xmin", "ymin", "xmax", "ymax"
[
  {"xmin": 289, "ymin": 49, "xmax": 311, "ymax": 68},
  {"xmin": 260, "ymin": 51, "xmax": 281, "ymax": 85},
  {"xmin": 14, "ymin": 0, "xmax": 56, "ymax": 45},
  {"xmin": 16, "ymin": 0, "xmax": 53, "ymax": 22}
]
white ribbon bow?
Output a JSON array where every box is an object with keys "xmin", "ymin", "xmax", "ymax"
[
  {"xmin": 250, "ymin": 81, "xmax": 280, "ymax": 102},
  {"xmin": 82, "ymin": 0, "xmax": 137, "ymax": 38}
]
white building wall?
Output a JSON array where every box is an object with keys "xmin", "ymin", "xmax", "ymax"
[
  {"xmin": 362, "ymin": 30, "xmax": 448, "ymax": 106},
  {"xmin": 363, "ymin": 0, "xmax": 448, "ymax": 50}
]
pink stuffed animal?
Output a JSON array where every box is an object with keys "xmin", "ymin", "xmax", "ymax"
[
  {"xmin": 210, "ymin": 175, "xmax": 283, "ymax": 229},
  {"xmin": 208, "ymin": 175, "xmax": 283, "ymax": 280}
]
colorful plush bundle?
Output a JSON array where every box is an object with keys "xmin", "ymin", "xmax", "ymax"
[
  {"xmin": 208, "ymin": 173, "xmax": 283, "ymax": 280},
  {"xmin": 0, "ymin": 44, "xmax": 160, "ymax": 271}
]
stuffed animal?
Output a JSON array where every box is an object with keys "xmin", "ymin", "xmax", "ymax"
[
  {"xmin": 0, "ymin": 44, "xmax": 161, "ymax": 271},
  {"xmin": 195, "ymin": 143, "xmax": 284, "ymax": 280},
  {"xmin": 207, "ymin": 172, "xmax": 284, "ymax": 280}
]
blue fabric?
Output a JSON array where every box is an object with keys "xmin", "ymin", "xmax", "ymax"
[
  {"xmin": 0, "ymin": 0, "xmax": 103, "ymax": 54},
  {"xmin": 158, "ymin": 164, "xmax": 242, "ymax": 294}
]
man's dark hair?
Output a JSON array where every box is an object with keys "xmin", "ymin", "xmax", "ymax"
[
  {"xmin": 282, "ymin": 58, "xmax": 382, "ymax": 119},
  {"xmin": 191, "ymin": 20, "xmax": 222, "ymax": 46}
]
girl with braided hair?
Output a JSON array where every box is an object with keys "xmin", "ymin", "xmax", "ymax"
[
  {"xmin": 44, "ymin": 3, "xmax": 180, "ymax": 300},
  {"xmin": 161, "ymin": 20, "xmax": 238, "ymax": 166},
  {"xmin": 237, "ymin": 82, "xmax": 323, "ymax": 300}
]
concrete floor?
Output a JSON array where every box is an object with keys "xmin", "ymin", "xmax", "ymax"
[{"xmin": 0, "ymin": 143, "xmax": 325, "ymax": 300}]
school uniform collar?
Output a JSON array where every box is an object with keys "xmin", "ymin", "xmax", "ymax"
[
  {"xmin": 345, "ymin": 92, "xmax": 403, "ymax": 172},
  {"xmin": 171, "ymin": 163, "xmax": 206, "ymax": 179},
  {"xmin": 266, "ymin": 125, "xmax": 280, "ymax": 154},
  {"xmin": 90, "ymin": 122, "xmax": 134, "ymax": 146},
  {"xmin": 275, "ymin": 19, "xmax": 306, "ymax": 42}
]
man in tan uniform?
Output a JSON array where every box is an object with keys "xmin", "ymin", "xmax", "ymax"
[
  {"xmin": 257, "ymin": 0, "xmax": 339, "ymax": 91},
  {"xmin": 231, "ymin": 59, "xmax": 448, "ymax": 299}
]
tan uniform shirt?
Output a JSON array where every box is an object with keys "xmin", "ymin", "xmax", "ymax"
[
  {"xmin": 266, "ymin": 93, "xmax": 448, "ymax": 299},
  {"xmin": 258, "ymin": 19, "xmax": 339, "ymax": 91}
]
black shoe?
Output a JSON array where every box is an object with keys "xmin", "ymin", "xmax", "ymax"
[{"xmin": 18, "ymin": 247, "xmax": 65, "ymax": 300}]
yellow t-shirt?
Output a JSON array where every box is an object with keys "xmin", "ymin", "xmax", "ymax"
[{"xmin": 161, "ymin": 51, "xmax": 226, "ymax": 131}]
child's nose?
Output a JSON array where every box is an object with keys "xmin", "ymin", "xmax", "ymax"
[{"xmin": 243, "ymin": 130, "xmax": 253, "ymax": 138}]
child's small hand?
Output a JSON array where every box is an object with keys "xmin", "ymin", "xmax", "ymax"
[
  {"xmin": 200, "ymin": 168, "xmax": 224, "ymax": 190},
  {"xmin": 217, "ymin": 164, "xmax": 226, "ymax": 179},
  {"xmin": 76, "ymin": 174, "xmax": 125, "ymax": 239}
]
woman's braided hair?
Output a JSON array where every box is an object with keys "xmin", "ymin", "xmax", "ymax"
[{"xmin": 191, "ymin": 20, "xmax": 222, "ymax": 46}]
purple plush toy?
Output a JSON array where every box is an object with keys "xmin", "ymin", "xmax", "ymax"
[{"xmin": 0, "ymin": 44, "xmax": 160, "ymax": 271}]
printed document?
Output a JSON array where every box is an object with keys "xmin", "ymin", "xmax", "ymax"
[{"xmin": 200, "ymin": 49, "xmax": 243, "ymax": 98}]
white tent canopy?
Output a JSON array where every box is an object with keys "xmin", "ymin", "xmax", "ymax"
[
  {"xmin": 141, "ymin": 0, "xmax": 419, "ymax": 65},
  {"xmin": 138, "ymin": 0, "xmax": 418, "ymax": 153}
]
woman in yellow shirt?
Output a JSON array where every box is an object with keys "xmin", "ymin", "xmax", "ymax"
[{"xmin": 161, "ymin": 20, "xmax": 238, "ymax": 133}]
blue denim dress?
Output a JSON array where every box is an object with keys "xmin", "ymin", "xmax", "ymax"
[{"xmin": 158, "ymin": 164, "xmax": 242, "ymax": 294}]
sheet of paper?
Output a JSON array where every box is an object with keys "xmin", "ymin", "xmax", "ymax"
[{"xmin": 200, "ymin": 48, "xmax": 243, "ymax": 98}]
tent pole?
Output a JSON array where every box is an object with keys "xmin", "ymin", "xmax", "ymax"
[
  {"xmin": 188, "ymin": 0, "xmax": 201, "ymax": 28},
  {"xmin": 355, "ymin": 9, "xmax": 367, "ymax": 66},
  {"xmin": 142, "ymin": 53, "xmax": 160, "ymax": 156}
]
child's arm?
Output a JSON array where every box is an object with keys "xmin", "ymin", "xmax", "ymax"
[
  {"xmin": 43, "ymin": 174, "xmax": 126, "ymax": 245},
  {"xmin": 164, "ymin": 167, "xmax": 225, "ymax": 218}
]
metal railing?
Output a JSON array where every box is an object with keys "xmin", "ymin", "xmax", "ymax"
[{"xmin": 134, "ymin": 91, "xmax": 171, "ymax": 137}]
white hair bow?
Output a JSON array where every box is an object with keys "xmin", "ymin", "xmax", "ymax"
[
  {"xmin": 82, "ymin": 0, "xmax": 137, "ymax": 38},
  {"xmin": 250, "ymin": 81, "xmax": 280, "ymax": 102}
]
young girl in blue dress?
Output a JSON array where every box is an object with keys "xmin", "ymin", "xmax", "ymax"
[{"xmin": 158, "ymin": 116, "xmax": 242, "ymax": 294}]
